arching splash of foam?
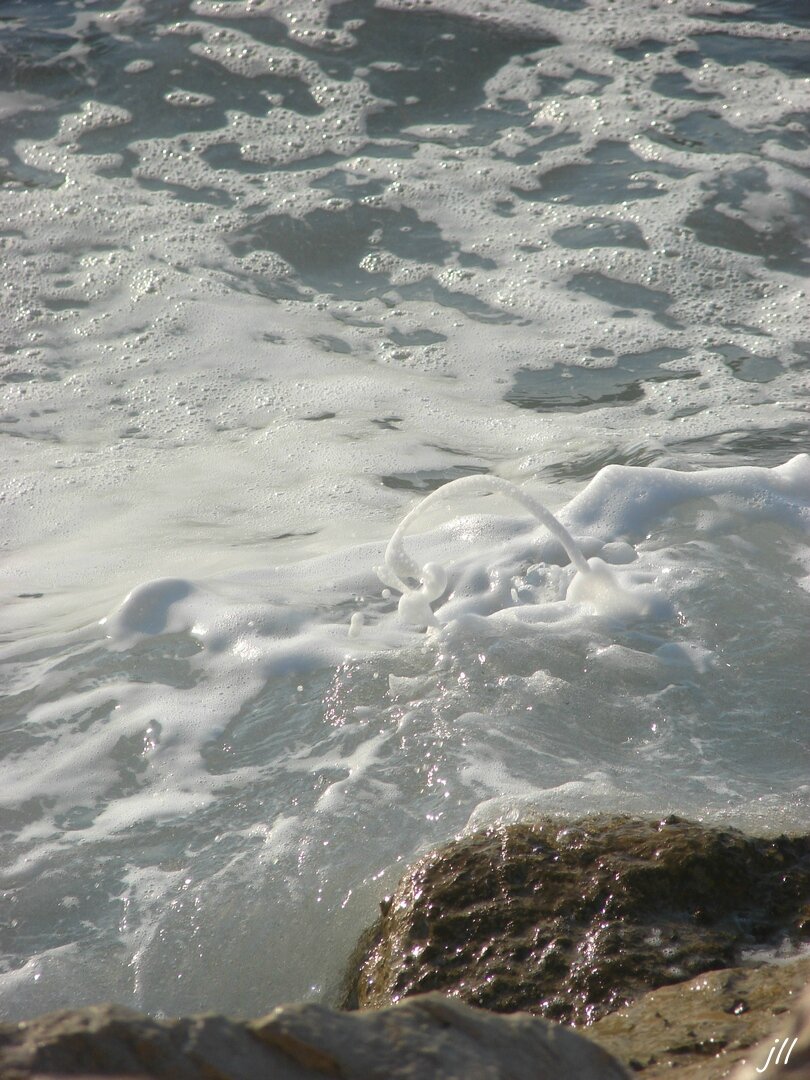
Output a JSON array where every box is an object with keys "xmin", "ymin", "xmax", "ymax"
[{"xmin": 377, "ymin": 475, "xmax": 604, "ymax": 628}]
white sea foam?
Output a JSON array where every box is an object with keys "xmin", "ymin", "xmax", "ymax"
[{"xmin": 1, "ymin": 0, "xmax": 808, "ymax": 1024}]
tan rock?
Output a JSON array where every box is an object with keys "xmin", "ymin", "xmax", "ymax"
[
  {"xmin": 587, "ymin": 956, "xmax": 810, "ymax": 1079},
  {"xmin": 0, "ymin": 993, "xmax": 631, "ymax": 1079},
  {"xmin": 732, "ymin": 977, "xmax": 810, "ymax": 1080}
]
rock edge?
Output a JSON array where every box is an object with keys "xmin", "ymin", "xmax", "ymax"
[{"xmin": 0, "ymin": 993, "xmax": 630, "ymax": 1080}]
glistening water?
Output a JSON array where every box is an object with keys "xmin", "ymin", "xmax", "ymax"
[{"xmin": 1, "ymin": 0, "xmax": 809, "ymax": 1023}]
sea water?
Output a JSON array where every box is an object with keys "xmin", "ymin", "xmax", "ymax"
[{"xmin": 1, "ymin": 0, "xmax": 809, "ymax": 1022}]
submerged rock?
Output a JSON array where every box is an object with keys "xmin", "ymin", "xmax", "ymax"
[
  {"xmin": 0, "ymin": 993, "xmax": 630, "ymax": 1079},
  {"xmin": 344, "ymin": 815, "xmax": 810, "ymax": 1023}
]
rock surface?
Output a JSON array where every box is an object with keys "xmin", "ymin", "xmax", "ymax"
[
  {"xmin": 589, "ymin": 955, "xmax": 810, "ymax": 1078},
  {"xmin": 733, "ymin": 976, "xmax": 810, "ymax": 1080},
  {"xmin": 5, "ymin": 961, "xmax": 810, "ymax": 1080},
  {"xmin": 0, "ymin": 992, "xmax": 630, "ymax": 1079},
  {"xmin": 344, "ymin": 815, "xmax": 810, "ymax": 1023}
]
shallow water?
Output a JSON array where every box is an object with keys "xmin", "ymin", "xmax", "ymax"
[{"xmin": 1, "ymin": 0, "xmax": 809, "ymax": 1022}]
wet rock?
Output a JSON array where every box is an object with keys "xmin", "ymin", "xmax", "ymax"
[
  {"xmin": 0, "ymin": 994, "xmax": 630, "ymax": 1080},
  {"xmin": 589, "ymin": 955, "xmax": 810, "ymax": 1078},
  {"xmin": 733, "ymin": 969, "xmax": 810, "ymax": 1080},
  {"xmin": 0, "ymin": 1006, "xmax": 271, "ymax": 1080},
  {"xmin": 344, "ymin": 815, "xmax": 810, "ymax": 1024}
]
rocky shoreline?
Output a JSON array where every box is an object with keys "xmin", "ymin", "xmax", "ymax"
[{"xmin": 2, "ymin": 815, "xmax": 809, "ymax": 1079}]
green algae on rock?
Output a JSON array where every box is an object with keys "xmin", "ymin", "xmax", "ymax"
[{"xmin": 343, "ymin": 815, "xmax": 810, "ymax": 1024}]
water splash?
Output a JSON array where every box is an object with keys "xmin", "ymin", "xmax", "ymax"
[{"xmin": 374, "ymin": 474, "xmax": 654, "ymax": 628}]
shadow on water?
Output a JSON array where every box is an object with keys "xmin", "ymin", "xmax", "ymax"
[
  {"xmin": 681, "ymin": 33, "xmax": 810, "ymax": 76},
  {"xmin": 649, "ymin": 108, "xmax": 810, "ymax": 164},
  {"xmin": 614, "ymin": 38, "xmax": 669, "ymax": 62},
  {"xmin": 512, "ymin": 141, "xmax": 690, "ymax": 207},
  {"xmin": 698, "ymin": 0, "xmax": 810, "ymax": 30},
  {"xmin": 650, "ymin": 71, "xmax": 723, "ymax": 102},
  {"xmin": 525, "ymin": 0, "xmax": 586, "ymax": 10},
  {"xmin": 226, "ymin": 202, "xmax": 515, "ymax": 320},
  {"xmin": 504, "ymin": 347, "xmax": 698, "ymax": 411},
  {"xmin": 685, "ymin": 166, "xmax": 810, "ymax": 274},
  {"xmin": 229, "ymin": 203, "xmax": 460, "ymax": 271},
  {"xmin": 710, "ymin": 344, "xmax": 783, "ymax": 384},
  {"xmin": 541, "ymin": 443, "xmax": 667, "ymax": 483},
  {"xmin": 552, "ymin": 218, "xmax": 649, "ymax": 250},
  {"xmin": 0, "ymin": 0, "xmax": 316, "ymax": 165},
  {"xmin": 381, "ymin": 464, "xmax": 490, "ymax": 493},
  {"xmin": 678, "ymin": 424, "xmax": 810, "ymax": 468},
  {"xmin": 327, "ymin": 0, "xmax": 558, "ymax": 136},
  {"xmin": 566, "ymin": 272, "xmax": 684, "ymax": 330}
]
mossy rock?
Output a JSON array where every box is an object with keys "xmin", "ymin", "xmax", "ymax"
[{"xmin": 343, "ymin": 815, "xmax": 810, "ymax": 1024}]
